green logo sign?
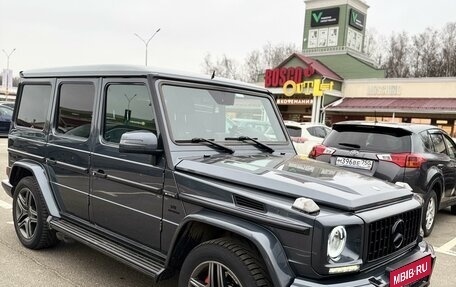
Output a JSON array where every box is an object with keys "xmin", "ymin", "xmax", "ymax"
[
  {"xmin": 312, "ymin": 12, "xmax": 323, "ymax": 23},
  {"xmin": 351, "ymin": 11, "xmax": 358, "ymax": 23},
  {"xmin": 310, "ymin": 8, "xmax": 339, "ymax": 27}
]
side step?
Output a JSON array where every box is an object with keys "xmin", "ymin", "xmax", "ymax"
[{"xmin": 49, "ymin": 218, "xmax": 166, "ymax": 279}]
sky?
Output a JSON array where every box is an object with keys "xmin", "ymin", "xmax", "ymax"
[{"xmin": 1, "ymin": 0, "xmax": 455, "ymax": 77}]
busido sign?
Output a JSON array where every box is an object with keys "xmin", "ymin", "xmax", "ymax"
[
  {"xmin": 310, "ymin": 7, "xmax": 340, "ymax": 27},
  {"xmin": 349, "ymin": 8, "xmax": 365, "ymax": 30}
]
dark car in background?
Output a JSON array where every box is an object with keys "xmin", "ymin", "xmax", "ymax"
[
  {"xmin": 0, "ymin": 104, "xmax": 13, "ymax": 135},
  {"xmin": 310, "ymin": 121, "xmax": 456, "ymax": 236}
]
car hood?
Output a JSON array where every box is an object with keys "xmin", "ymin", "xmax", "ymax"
[{"xmin": 175, "ymin": 154, "xmax": 413, "ymax": 212}]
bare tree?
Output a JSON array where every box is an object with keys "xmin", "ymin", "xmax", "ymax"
[
  {"xmin": 202, "ymin": 53, "xmax": 242, "ymax": 80},
  {"xmin": 383, "ymin": 32, "xmax": 411, "ymax": 78},
  {"xmin": 242, "ymin": 42, "xmax": 298, "ymax": 82},
  {"xmin": 410, "ymin": 28, "xmax": 442, "ymax": 77},
  {"xmin": 202, "ymin": 42, "xmax": 298, "ymax": 82},
  {"xmin": 364, "ymin": 28, "xmax": 388, "ymax": 68},
  {"xmin": 441, "ymin": 22, "xmax": 456, "ymax": 77}
]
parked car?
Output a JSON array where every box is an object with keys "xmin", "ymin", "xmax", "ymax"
[
  {"xmin": 284, "ymin": 121, "xmax": 331, "ymax": 155},
  {"xmin": 310, "ymin": 120, "xmax": 456, "ymax": 236},
  {"xmin": 0, "ymin": 100, "xmax": 15, "ymax": 109},
  {"xmin": 3, "ymin": 66, "xmax": 435, "ymax": 287},
  {"xmin": 0, "ymin": 104, "xmax": 13, "ymax": 135}
]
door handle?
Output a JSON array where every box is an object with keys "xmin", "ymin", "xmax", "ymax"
[
  {"xmin": 92, "ymin": 169, "xmax": 107, "ymax": 179},
  {"xmin": 437, "ymin": 164, "xmax": 444, "ymax": 169},
  {"xmin": 46, "ymin": 158, "xmax": 57, "ymax": 166}
]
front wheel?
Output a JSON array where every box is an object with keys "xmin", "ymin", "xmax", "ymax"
[
  {"xmin": 422, "ymin": 190, "xmax": 437, "ymax": 237},
  {"xmin": 179, "ymin": 238, "xmax": 272, "ymax": 287}
]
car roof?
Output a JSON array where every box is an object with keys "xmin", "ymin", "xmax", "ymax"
[
  {"xmin": 20, "ymin": 65, "xmax": 267, "ymax": 93},
  {"xmin": 284, "ymin": 121, "xmax": 329, "ymax": 128},
  {"xmin": 333, "ymin": 121, "xmax": 440, "ymax": 134}
]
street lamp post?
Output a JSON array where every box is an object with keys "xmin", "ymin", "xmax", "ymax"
[
  {"xmin": 2, "ymin": 48, "xmax": 16, "ymax": 97},
  {"xmin": 134, "ymin": 28, "xmax": 161, "ymax": 66}
]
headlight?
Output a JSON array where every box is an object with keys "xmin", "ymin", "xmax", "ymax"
[{"xmin": 327, "ymin": 226, "xmax": 347, "ymax": 261}]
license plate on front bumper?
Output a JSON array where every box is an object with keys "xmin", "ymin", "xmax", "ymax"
[
  {"xmin": 389, "ymin": 256, "xmax": 432, "ymax": 287},
  {"xmin": 335, "ymin": 157, "xmax": 373, "ymax": 170}
]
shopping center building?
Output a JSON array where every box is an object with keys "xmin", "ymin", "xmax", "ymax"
[{"xmin": 258, "ymin": 0, "xmax": 456, "ymax": 136}]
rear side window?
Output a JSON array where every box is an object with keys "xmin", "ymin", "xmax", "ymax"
[
  {"xmin": 56, "ymin": 83, "xmax": 95, "ymax": 138},
  {"xmin": 419, "ymin": 131, "xmax": 433, "ymax": 152},
  {"xmin": 307, "ymin": 126, "xmax": 329, "ymax": 138},
  {"xmin": 16, "ymin": 84, "xmax": 52, "ymax": 130},
  {"xmin": 430, "ymin": 134, "xmax": 446, "ymax": 154},
  {"xmin": 286, "ymin": 126, "xmax": 302, "ymax": 137},
  {"xmin": 324, "ymin": 125, "xmax": 411, "ymax": 153}
]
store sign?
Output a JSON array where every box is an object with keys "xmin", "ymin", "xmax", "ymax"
[
  {"xmin": 349, "ymin": 9, "xmax": 365, "ymax": 31},
  {"xmin": 283, "ymin": 79, "xmax": 334, "ymax": 97},
  {"xmin": 367, "ymin": 85, "xmax": 402, "ymax": 96},
  {"xmin": 277, "ymin": 98, "xmax": 313, "ymax": 105},
  {"xmin": 310, "ymin": 8, "xmax": 340, "ymax": 27},
  {"xmin": 264, "ymin": 66, "xmax": 315, "ymax": 88}
]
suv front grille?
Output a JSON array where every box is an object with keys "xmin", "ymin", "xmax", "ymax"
[{"xmin": 366, "ymin": 208, "xmax": 421, "ymax": 262}]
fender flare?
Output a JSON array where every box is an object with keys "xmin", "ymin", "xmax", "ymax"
[
  {"xmin": 9, "ymin": 160, "xmax": 60, "ymax": 218},
  {"xmin": 167, "ymin": 210, "xmax": 294, "ymax": 287}
]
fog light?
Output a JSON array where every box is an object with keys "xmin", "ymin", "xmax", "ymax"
[
  {"xmin": 328, "ymin": 264, "xmax": 360, "ymax": 274},
  {"xmin": 327, "ymin": 226, "xmax": 347, "ymax": 261}
]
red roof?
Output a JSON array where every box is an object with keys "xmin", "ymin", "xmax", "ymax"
[
  {"xmin": 327, "ymin": 98, "xmax": 456, "ymax": 112},
  {"xmin": 278, "ymin": 53, "xmax": 343, "ymax": 82}
]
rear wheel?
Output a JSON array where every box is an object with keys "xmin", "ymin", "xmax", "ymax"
[
  {"xmin": 422, "ymin": 190, "xmax": 437, "ymax": 237},
  {"xmin": 12, "ymin": 176, "xmax": 59, "ymax": 249},
  {"xmin": 179, "ymin": 238, "xmax": 272, "ymax": 287}
]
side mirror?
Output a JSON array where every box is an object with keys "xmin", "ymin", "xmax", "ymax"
[{"xmin": 119, "ymin": 130, "xmax": 162, "ymax": 155}]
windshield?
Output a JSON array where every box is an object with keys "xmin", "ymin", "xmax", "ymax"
[{"xmin": 161, "ymin": 85, "xmax": 287, "ymax": 142}]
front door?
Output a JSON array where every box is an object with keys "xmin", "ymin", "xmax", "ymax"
[{"xmin": 90, "ymin": 78, "xmax": 164, "ymax": 249}]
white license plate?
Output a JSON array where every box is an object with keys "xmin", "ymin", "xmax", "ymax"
[{"xmin": 335, "ymin": 157, "xmax": 373, "ymax": 170}]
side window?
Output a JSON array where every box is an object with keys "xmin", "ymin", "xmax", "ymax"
[
  {"xmin": 430, "ymin": 133, "xmax": 446, "ymax": 154},
  {"xmin": 103, "ymin": 83, "xmax": 156, "ymax": 144},
  {"xmin": 55, "ymin": 83, "xmax": 95, "ymax": 138},
  {"xmin": 419, "ymin": 131, "xmax": 433, "ymax": 152},
  {"xmin": 16, "ymin": 84, "xmax": 52, "ymax": 130},
  {"xmin": 443, "ymin": 135, "xmax": 456, "ymax": 158},
  {"xmin": 286, "ymin": 126, "xmax": 302, "ymax": 137}
]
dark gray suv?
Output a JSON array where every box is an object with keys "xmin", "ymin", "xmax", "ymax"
[
  {"xmin": 310, "ymin": 121, "xmax": 456, "ymax": 237},
  {"xmin": 2, "ymin": 66, "xmax": 435, "ymax": 286}
]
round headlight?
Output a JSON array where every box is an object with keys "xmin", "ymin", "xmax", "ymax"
[{"xmin": 327, "ymin": 226, "xmax": 347, "ymax": 261}]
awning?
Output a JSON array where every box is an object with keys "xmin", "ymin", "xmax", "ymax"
[{"xmin": 326, "ymin": 98, "xmax": 456, "ymax": 114}]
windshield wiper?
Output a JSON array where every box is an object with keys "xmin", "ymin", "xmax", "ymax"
[
  {"xmin": 176, "ymin": 138, "xmax": 234, "ymax": 154},
  {"xmin": 225, "ymin": 136, "xmax": 275, "ymax": 153},
  {"xmin": 338, "ymin": 142, "xmax": 361, "ymax": 149}
]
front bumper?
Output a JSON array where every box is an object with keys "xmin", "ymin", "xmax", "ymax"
[
  {"xmin": 291, "ymin": 240, "xmax": 435, "ymax": 287},
  {"xmin": 2, "ymin": 179, "xmax": 13, "ymax": 197}
]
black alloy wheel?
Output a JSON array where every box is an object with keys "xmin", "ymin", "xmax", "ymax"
[
  {"xmin": 179, "ymin": 238, "xmax": 271, "ymax": 287},
  {"xmin": 12, "ymin": 177, "xmax": 58, "ymax": 249}
]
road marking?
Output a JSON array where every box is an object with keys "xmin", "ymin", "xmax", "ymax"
[
  {"xmin": 0, "ymin": 200, "xmax": 12, "ymax": 209},
  {"xmin": 435, "ymin": 237, "xmax": 456, "ymax": 257},
  {"xmin": 6, "ymin": 221, "xmax": 13, "ymax": 225}
]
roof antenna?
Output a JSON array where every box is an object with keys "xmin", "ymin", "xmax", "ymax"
[{"xmin": 211, "ymin": 70, "xmax": 215, "ymax": 80}]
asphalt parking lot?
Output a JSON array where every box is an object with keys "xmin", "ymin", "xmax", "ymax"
[{"xmin": 0, "ymin": 138, "xmax": 455, "ymax": 286}]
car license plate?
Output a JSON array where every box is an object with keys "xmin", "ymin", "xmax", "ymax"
[
  {"xmin": 389, "ymin": 256, "xmax": 432, "ymax": 287},
  {"xmin": 335, "ymin": 157, "xmax": 373, "ymax": 170}
]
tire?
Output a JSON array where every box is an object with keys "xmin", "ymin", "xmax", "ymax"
[
  {"xmin": 179, "ymin": 238, "xmax": 272, "ymax": 287},
  {"xmin": 12, "ymin": 176, "xmax": 59, "ymax": 249},
  {"xmin": 422, "ymin": 190, "xmax": 437, "ymax": 237}
]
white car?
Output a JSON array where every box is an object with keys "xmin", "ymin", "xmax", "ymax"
[{"xmin": 284, "ymin": 121, "xmax": 331, "ymax": 155}]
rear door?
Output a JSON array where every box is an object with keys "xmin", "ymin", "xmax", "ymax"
[
  {"xmin": 90, "ymin": 78, "xmax": 164, "ymax": 249},
  {"xmin": 46, "ymin": 79, "xmax": 98, "ymax": 220},
  {"xmin": 429, "ymin": 132, "xmax": 456, "ymax": 200}
]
